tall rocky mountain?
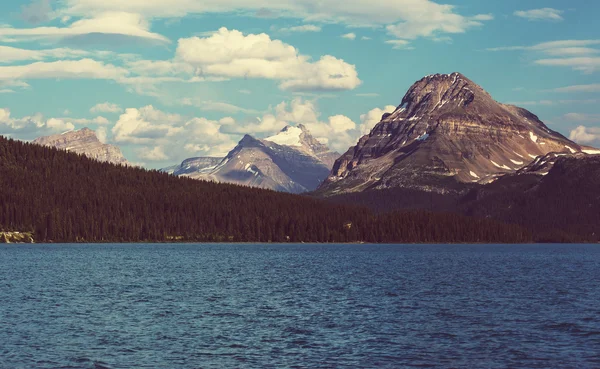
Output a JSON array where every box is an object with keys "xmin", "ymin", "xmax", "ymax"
[
  {"xmin": 166, "ymin": 124, "xmax": 339, "ymax": 193},
  {"xmin": 317, "ymin": 72, "xmax": 597, "ymax": 195},
  {"xmin": 34, "ymin": 128, "xmax": 128, "ymax": 165}
]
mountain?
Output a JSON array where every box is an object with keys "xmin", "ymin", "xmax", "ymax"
[
  {"xmin": 168, "ymin": 124, "xmax": 340, "ymax": 193},
  {"xmin": 161, "ymin": 157, "xmax": 223, "ymax": 175},
  {"xmin": 33, "ymin": 128, "xmax": 128, "ymax": 165},
  {"xmin": 317, "ymin": 72, "xmax": 594, "ymax": 195}
]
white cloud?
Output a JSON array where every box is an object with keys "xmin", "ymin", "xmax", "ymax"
[
  {"xmin": 506, "ymin": 99, "xmax": 600, "ymax": 106},
  {"xmin": 488, "ymin": 39, "xmax": 600, "ymax": 73},
  {"xmin": 90, "ymin": 102, "xmax": 122, "ymax": 113},
  {"xmin": 45, "ymin": 118, "xmax": 76, "ymax": 132},
  {"xmin": 111, "ymin": 105, "xmax": 236, "ymax": 162},
  {"xmin": 542, "ymin": 47, "xmax": 599, "ymax": 57},
  {"xmin": 176, "ymin": 28, "xmax": 361, "ymax": 91},
  {"xmin": 488, "ymin": 40, "xmax": 600, "ymax": 53},
  {"xmin": 552, "ymin": 84, "xmax": 600, "ymax": 93},
  {"xmin": 0, "ymin": 108, "xmax": 75, "ymax": 137},
  {"xmin": 0, "ymin": 12, "xmax": 169, "ymax": 43},
  {"xmin": 359, "ymin": 105, "xmax": 397, "ymax": 135},
  {"xmin": 514, "ymin": 8, "xmax": 563, "ymax": 22},
  {"xmin": 385, "ymin": 13, "xmax": 492, "ymax": 40},
  {"xmin": 341, "ymin": 33, "xmax": 356, "ymax": 40},
  {"xmin": 569, "ymin": 126, "xmax": 600, "ymax": 144},
  {"xmin": 0, "ymin": 59, "xmax": 128, "ymax": 81},
  {"xmin": 62, "ymin": 0, "xmax": 491, "ymax": 33},
  {"xmin": 112, "ymin": 105, "xmax": 183, "ymax": 144},
  {"xmin": 224, "ymin": 98, "xmax": 396, "ymax": 153},
  {"xmin": 563, "ymin": 113, "xmax": 600, "ymax": 123},
  {"xmin": 138, "ymin": 146, "xmax": 169, "ymax": 161},
  {"xmin": 535, "ymin": 57, "xmax": 600, "ymax": 73},
  {"xmin": 361, "ymin": 36, "xmax": 371, "ymax": 40},
  {"xmin": 278, "ymin": 25, "xmax": 322, "ymax": 33},
  {"xmin": 63, "ymin": 116, "xmax": 110, "ymax": 125},
  {"xmin": 96, "ymin": 126, "xmax": 107, "ymax": 143},
  {"xmin": 385, "ymin": 40, "xmax": 414, "ymax": 50},
  {"xmin": 181, "ymin": 99, "xmax": 260, "ymax": 114}
]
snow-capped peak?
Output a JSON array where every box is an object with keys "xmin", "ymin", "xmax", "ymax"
[{"xmin": 264, "ymin": 126, "xmax": 303, "ymax": 147}]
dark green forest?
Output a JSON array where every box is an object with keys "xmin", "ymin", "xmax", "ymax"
[
  {"xmin": 0, "ymin": 136, "xmax": 533, "ymax": 243},
  {"xmin": 324, "ymin": 156, "xmax": 600, "ymax": 243}
]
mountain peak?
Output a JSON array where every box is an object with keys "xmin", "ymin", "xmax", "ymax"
[
  {"xmin": 264, "ymin": 126, "xmax": 303, "ymax": 147},
  {"xmin": 317, "ymin": 72, "xmax": 585, "ymax": 195},
  {"xmin": 33, "ymin": 128, "xmax": 127, "ymax": 165}
]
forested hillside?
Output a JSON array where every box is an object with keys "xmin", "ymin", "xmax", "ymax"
[
  {"xmin": 0, "ymin": 136, "xmax": 532, "ymax": 243},
  {"xmin": 324, "ymin": 156, "xmax": 600, "ymax": 243}
]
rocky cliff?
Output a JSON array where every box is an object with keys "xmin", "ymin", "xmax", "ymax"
[{"xmin": 34, "ymin": 128, "xmax": 127, "ymax": 165}]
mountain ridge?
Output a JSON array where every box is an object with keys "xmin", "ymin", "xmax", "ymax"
[{"xmin": 33, "ymin": 128, "xmax": 128, "ymax": 165}]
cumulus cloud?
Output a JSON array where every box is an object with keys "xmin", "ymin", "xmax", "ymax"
[
  {"xmin": 514, "ymin": 8, "xmax": 563, "ymax": 22},
  {"xmin": 341, "ymin": 33, "xmax": 356, "ymax": 40},
  {"xmin": 222, "ymin": 98, "xmax": 396, "ymax": 153},
  {"xmin": 111, "ymin": 105, "xmax": 236, "ymax": 163},
  {"xmin": 0, "ymin": 108, "xmax": 75, "ymax": 138},
  {"xmin": 96, "ymin": 126, "xmax": 107, "ymax": 143},
  {"xmin": 359, "ymin": 105, "xmax": 397, "ymax": 135},
  {"xmin": 175, "ymin": 28, "xmax": 361, "ymax": 91},
  {"xmin": 569, "ymin": 126, "xmax": 600, "ymax": 144},
  {"xmin": 90, "ymin": 102, "xmax": 122, "ymax": 113},
  {"xmin": 137, "ymin": 145, "xmax": 169, "ymax": 161},
  {"xmin": 112, "ymin": 106, "xmax": 183, "ymax": 144},
  {"xmin": 0, "ymin": 12, "xmax": 168, "ymax": 43}
]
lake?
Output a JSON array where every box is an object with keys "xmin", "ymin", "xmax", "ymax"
[{"xmin": 1, "ymin": 244, "xmax": 599, "ymax": 368}]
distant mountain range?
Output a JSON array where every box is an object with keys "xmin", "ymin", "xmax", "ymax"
[
  {"xmin": 34, "ymin": 128, "xmax": 128, "ymax": 166},
  {"xmin": 162, "ymin": 124, "xmax": 339, "ymax": 193}
]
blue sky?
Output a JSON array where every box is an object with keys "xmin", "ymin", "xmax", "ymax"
[{"xmin": 1, "ymin": 0, "xmax": 599, "ymax": 168}]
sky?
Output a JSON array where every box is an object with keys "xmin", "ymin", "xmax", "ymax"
[{"xmin": 0, "ymin": 0, "xmax": 599, "ymax": 168}]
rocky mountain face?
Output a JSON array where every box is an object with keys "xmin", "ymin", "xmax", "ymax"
[
  {"xmin": 162, "ymin": 157, "xmax": 223, "ymax": 176},
  {"xmin": 317, "ymin": 72, "xmax": 596, "ymax": 195},
  {"xmin": 169, "ymin": 125, "xmax": 339, "ymax": 193},
  {"xmin": 34, "ymin": 128, "xmax": 128, "ymax": 165}
]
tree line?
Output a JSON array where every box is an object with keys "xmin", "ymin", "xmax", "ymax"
[{"xmin": 0, "ymin": 136, "xmax": 532, "ymax": 243}]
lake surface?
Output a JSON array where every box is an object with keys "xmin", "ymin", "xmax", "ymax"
[{"xmin": 1, "ymin": 244, "xmax": 599, "ymax": 368}]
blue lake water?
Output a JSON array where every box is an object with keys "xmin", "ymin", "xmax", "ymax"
[{"xmin": 1, "ymin": 243, "xmax": 599, "ymax": 368}]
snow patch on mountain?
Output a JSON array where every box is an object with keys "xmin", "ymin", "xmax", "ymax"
[{"xmin": 265, "ymin": 126, "xmax": 303, "ymax": 147}]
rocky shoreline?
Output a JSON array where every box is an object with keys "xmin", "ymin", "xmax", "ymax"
[{"xmin": 0, "ymin": 232, "xmax": 34, "ymax": 243}]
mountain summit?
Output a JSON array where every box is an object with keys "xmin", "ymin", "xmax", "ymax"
[
  {"xmin": 318, "ymin": 72, "xmax": 592, "ymax": 195},
  {"xmin": 167, "ymin": 125, "xmax": 339, "ymax": 193},
  {"xmin": 34, "ymin": 128, "xmax": 128, "ymax": 165}
]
